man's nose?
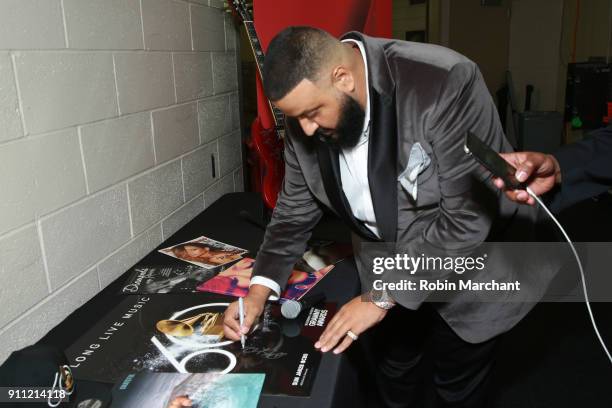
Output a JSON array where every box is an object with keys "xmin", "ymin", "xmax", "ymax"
[{"xmin": 299, "ymin": 118, "xmax": 319, "ymax": 136}]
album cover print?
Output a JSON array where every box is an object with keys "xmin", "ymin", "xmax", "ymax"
[
  {"xmin": 111, "ymin": 372, "xmax": 265, "ymax": 408},
  {"xmin": 158, "ymin": 236, "xmax": 248, "ymax": 269}
]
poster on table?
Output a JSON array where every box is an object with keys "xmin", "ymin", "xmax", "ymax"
[
  {"xmin": 111, "ymin": 372, "xmax": 265, "ymax": 408},
  {"xmin": 65, "ymin": 294, "xmax": 335, "ymax": 397}
]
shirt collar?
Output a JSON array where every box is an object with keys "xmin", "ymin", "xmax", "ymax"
[{"xmin": 341, "ymin": 39, "xmax": 370, "ymax": 147}]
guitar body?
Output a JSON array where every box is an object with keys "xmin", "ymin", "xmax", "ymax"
[
  {"xmin": 227, "ymin": 0, "xmax": 286, "ymax": 210},
  {"xmin": 250, "ymin": 116, "xmax": 284, "ymax": 209}
]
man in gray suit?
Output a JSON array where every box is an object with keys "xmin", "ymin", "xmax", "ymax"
[{"xmin": 223, "ymin": 27, "xmax": 549, "ymax": 407}]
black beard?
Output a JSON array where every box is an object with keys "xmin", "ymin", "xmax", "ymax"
[{"xmin": 315, "ymin": 94, "xmax": 365, "ymax": 149}]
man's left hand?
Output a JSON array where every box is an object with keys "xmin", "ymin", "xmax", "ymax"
[{"xmin": 315, "ymin": 295, "xmax": 388, "ymax": 354}]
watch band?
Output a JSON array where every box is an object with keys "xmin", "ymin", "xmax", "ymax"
[{"xmin": 369, "ymin": 289, "xmax": 396, "ymax": 310}]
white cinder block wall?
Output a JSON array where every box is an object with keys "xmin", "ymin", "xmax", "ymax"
[{"xmin": 0, "ymin": 0, "xmax": 244, "ymax": 363}]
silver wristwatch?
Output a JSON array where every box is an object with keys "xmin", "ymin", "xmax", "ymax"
[{"xmin": 369, "ymin": 289, "xmax": 396, "ymax": 310}]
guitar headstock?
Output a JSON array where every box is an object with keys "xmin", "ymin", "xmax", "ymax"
[{"xmin": 225, "ymin": 0, "xmax": 253, "ymax": 23}]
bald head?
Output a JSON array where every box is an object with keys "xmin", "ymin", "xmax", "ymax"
[{"xmin": 262, "ymin": 26, "xmax": 344, "ymax": 101}]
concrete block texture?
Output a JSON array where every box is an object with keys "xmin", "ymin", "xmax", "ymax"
[
  {"xmin": 233, "ymin": 166, "xmax": 244, "ymax": 192},
  {"xmin": 152, "ymin": 103, "xmax": 199, "ymax": 164},
  {"xmin": 41, "ymin": 185, "xmax": 131, "ymax": 290},
  {"xmin": 114, "ymin": 52, "xmax": 174, "ymax": 115},
  {"xmin": 173, "ymin": 52, "xmax": 214, "ymax": 102},
  {"xmin": 0, "ymin": 0, "xmax": 65, "ymax": 50},
  {"xmin": 128, "ymin": 160, "xmax": 184, "ymax": 235},
  {"xmin": 0, "ymin": 225, "xmax": 48, "ymax": 329},
  {"xmin": 0, "ymin": 52, "xmax": 23, "ymax": 143},
  {"xmin": 197, "ymin": 95, "xmax": 231, "ymax": 143},
  {"xmin": 142, "ymin": 0, "xmax": 191, "ymax": 51},
  {"xmin": 225, "ymin": 14, "xmax": 238, "ymax": 51},
  {"xmin": 191, "ymin": 4, "xmax": 226, "ymax": 52},
  {"xmin": 212, "ymin": 52, "xmax": 238, "ymax": 94},
  {"xmin": 229, "ymin": 92, "xmax": 240, "ymax": 131},
  {"xmin": 162, "ymin": 194, "xmax": 204, "ymax": 240},
  {"xmin": 98, "ymin": 224, "xmax": 163, "ymax": 289},
  {"xmin": 209, "ymin": 0, "xmax": 225, "ymax": 9},
  {"xmin": 14, "ymin": 52, "xmax": 118, "ymax": 135},
  {"xmin": 218, "ymin": 131, "xmax": 242, "ymax": 176},
  {"xmin": 80, "ymin": 112, "xmax": 155, "ymax": 192},
  {"xmin": 0, "ymin": 129, "xmax": 87, "ymax": 236},
  {"xmin": 63, "ymin": 0, "xmax": 144, "ymax": 50},
  {"xmin": 204, "ymin": 173, "xmax": 234, "ymax": 208},
  {"xmin": 181, "ymin": 142, "xmax": 218, "ymax": 201}
]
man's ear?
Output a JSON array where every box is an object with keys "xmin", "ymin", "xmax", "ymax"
[{"xmin": 331, "ymin": 66, "xmax": 355, "ymax": 93}]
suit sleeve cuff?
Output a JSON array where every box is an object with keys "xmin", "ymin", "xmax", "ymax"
[{"xmin": 250, "ymin": 276, "xmax": 281, "ymax": 301}]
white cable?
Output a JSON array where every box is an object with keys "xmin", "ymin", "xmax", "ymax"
[{"xmin": 526, "ymin": 186, "xmax": 612, "ymax": 364}]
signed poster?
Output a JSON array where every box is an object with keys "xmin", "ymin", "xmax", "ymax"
[{"xmin": 65, "ymin": 294, "xmax": 335, "ymax": 397}]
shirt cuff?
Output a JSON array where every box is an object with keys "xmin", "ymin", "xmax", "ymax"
[{"xmin": 249, "ymin": 276, "xmax": 281, "ymax": 301}]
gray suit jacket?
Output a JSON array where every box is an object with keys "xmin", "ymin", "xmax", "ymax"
[{"xmin": 253, "ymin": 32, "xmax": 557, "ymax": 343}]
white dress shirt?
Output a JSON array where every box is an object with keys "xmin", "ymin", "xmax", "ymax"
[
  {"xmin": 251, "ymin": 39, "xmax": 379, "ymax": 299},
  {"xmin": 338, "ymin": 39, "xmax": 379, "ymax": 238}
]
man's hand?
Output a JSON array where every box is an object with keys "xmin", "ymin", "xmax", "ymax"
[
  {"xmin": 167, "ymin": 396, "xmax": 192, "ymax": 408},
  {"xmin": 493, "ymin": 151, "xmax": 562, "ymax": 205},
  {"xmin": 222, "ymin": 285, "xmax": 271, "ymax": 340},
  {"xmin": 315, "ymin": 295, "xmax": 388, "ymax": 354}
]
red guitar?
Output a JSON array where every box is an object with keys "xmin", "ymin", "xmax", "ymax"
[{"xmin": 227, "ymin": 0, "xmax": 285, "ymax": 210}]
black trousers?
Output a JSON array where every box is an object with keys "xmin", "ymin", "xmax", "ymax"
[{"xmin": 370, "ymin": 304, "xmax": 499, "ymax": 408}]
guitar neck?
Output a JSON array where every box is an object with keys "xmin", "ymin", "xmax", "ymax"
[{"xmin": 243, "ymin": 20, "xmax": 285, "ymax": 132}]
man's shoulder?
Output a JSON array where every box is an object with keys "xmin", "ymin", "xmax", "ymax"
[
  {"xmin": 386, "ymin": 39, "xmax": 473, "ymax": 73},
  {"xmin": 349, "ymin": 32, "xmax": 474, "ymax": 73}
]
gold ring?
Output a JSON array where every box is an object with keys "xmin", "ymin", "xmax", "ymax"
[{"xmin": 346, "ymin": 330, "xmax": 358, "ymax": 341}]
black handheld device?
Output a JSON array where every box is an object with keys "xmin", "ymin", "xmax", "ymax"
[{"xmin": 464, "ymin": 131, "xmax": 525, "ymax": 190}]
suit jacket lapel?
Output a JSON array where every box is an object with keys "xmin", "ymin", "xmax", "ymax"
[
  {"xmin": 341, "ymin": 31, "xmax": 399, "ymax": 242},
  {"xmin": 315, "ymin": 138, "xmax": 380, "ymax": 241},
  {"xmin": 368, "ymin": 88, "xmax": 398, "ymax": 242}
]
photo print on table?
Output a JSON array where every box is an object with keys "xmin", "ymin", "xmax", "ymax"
[
  {"xmin": 159, "ymin": 236, "xmax": 248, "ymax": 269},
  {"xmin": 111, "ymin": 372, "xmax": 265, "ymax": 408},
  {"xmin": 196, "ymin": 257, "xmax": 335, "ymax": 301}
]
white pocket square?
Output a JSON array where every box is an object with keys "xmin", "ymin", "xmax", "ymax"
[{"xmin": 398, "ymin": 142, "xmax": 431, "ymax": 200}]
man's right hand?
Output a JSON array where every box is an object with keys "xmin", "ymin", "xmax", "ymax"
[
  {"xmin": 222, "ymin": 284, "xmax": 271, "ymax": 341},
  {"xmin": 493, "ymin": 151, "xmax": 562, "ymax": 205}
]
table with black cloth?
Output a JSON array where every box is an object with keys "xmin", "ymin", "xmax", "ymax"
[{"xmin": 36, "ymin": 193, "xmax": 368, "ymax": 408}]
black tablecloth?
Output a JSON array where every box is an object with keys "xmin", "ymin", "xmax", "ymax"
[{"xmin": 37, "ymin": 193, "xmax": 365, "ymax": 408}]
